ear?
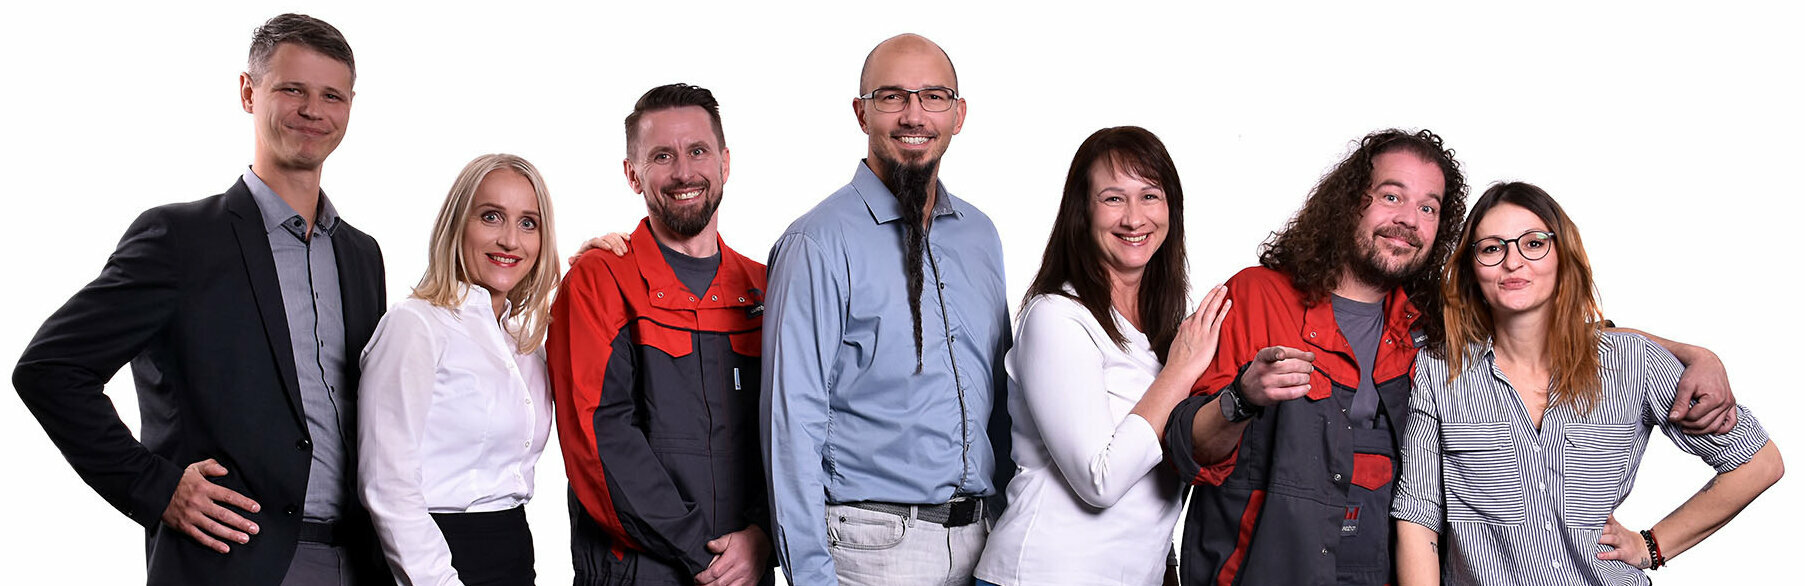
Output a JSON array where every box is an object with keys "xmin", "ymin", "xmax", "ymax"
[
  {"xmin": 720, "ymin": 147, "xmax": 732, "ymax": 184},
  {"xmin": 623, "ymin": 158, "xmax": 641, "ymax": 194},
  {"xmin": 853, "ymin": 97, "xmax": 870, "ymax": 134},
  {"xmin": 950, "ymin": 98, "xmax": 967, "ymax": 135},
  {"xmin": 240, "ymin": 72, "xmax": 256, "ymax": 114}
]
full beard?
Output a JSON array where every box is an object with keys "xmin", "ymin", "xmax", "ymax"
[
  {"xmin": 1348, "ymin": 226, "xmax": 1429, "ymax": 290},
  {"xmin": 880, "ymin": 155, "xmax": 938, "ymax": 374},
  {"xmin": 650, "ymin": 182, "xmax": 722, "ymax": 238}
]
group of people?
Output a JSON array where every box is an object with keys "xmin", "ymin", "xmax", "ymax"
[{"xmin": 12, "ymin": 13, "xmax": 1783, "ymax": 586}]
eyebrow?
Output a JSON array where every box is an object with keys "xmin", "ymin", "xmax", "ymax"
[{"xmin": 1375, "ymin": 179, "xmax": 1445, "ymax": 203}]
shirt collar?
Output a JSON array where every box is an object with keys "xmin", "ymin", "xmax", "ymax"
[
  {"xmin": 850, "ymin": 160, "xmax": 963, "ymax": 225},
  {"xmin": 458, "ymin": 281, "xmax": 511, "ymax": 319},
  {"xmin": 243, "ymin": 166, "xmax": 340, "ymax": 238}
]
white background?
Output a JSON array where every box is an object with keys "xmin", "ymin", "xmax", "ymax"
[{"xmin": 3, "ymin": 1, "xmax": 1799, "ymax": 583}]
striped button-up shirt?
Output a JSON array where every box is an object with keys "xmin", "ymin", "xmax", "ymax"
[{"xmin": 1393, "ymin": 331, "xmax": 1768, "ymax": 585}]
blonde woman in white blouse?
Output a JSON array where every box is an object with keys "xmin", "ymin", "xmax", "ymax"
[
  {"xmin": 975, "ymin": 127, "xmax": 1230, "ymax": 586},
  {"xmin": 357, "ymin": 154, "xmax": 562, "ymax": 586}
]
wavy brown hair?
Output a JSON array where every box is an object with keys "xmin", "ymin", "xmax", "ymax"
[
  {"xmin": 1443, "ymin": 182, "xmax": 1603, "ymax": 414},
  {"xmin": 1025, "ymin": 126, "xmax": 1188, "ymax": 360},
  {"xmin": 1259, "ymin": 129, "xmax": 1467, "ymax": 348}
]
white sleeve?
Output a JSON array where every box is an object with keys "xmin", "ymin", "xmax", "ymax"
[
  {"xmin": 356, "ymin": 303, "xmax": 463, "ymax": 586},
  {"xmin": 1012, "ymin": 297, "xmax": 1166, "ymax": 508}
]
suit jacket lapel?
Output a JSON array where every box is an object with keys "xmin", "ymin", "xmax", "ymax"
[{"xmin": 225, "ymin": 180, "xmax": 307, "ymax": 427}]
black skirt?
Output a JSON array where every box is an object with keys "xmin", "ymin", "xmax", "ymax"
[{"xmin": 431, "ymin": 506, "xmax": 535, "ymax": 586}]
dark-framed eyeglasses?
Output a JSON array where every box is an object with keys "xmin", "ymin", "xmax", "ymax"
[
  {"xmin": 1473, "ymin": 230, "xmax": 1556, "ymax": 266},
  {"xmin": 857, "ymin": 87, "xmax": 959, "ymax": 113}
]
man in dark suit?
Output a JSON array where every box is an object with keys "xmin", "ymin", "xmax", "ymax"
[{"xmin": 14, "ymin": 14, "xmax": 390, "ymax": 586}]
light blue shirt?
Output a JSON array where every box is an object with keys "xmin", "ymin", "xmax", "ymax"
[{"xmin": 762, "ymin": 162, "xmax": 1012, "ymax": 584}]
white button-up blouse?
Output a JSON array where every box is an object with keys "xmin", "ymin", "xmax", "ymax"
[{"xmin": 357, "ymin": 285, "xmax": 552, "ymax": 585}]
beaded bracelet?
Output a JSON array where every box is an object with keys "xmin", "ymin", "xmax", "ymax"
[{"xmin": 1640, "ymin": 529, "xmax": 1666, "ymax": 570}]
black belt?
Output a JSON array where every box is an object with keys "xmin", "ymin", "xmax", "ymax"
[
  {"xmin": 298, "ymin": 521, "xmax": 342, "ymax": 545},
  {"xmin": 848, "ymin": 498, "xmax": 983, "ymax": 527}
]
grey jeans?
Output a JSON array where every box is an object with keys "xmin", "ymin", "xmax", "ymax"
[{"xmin": 825, "ymin": 503, "xmax": 989, "ymax": 586}]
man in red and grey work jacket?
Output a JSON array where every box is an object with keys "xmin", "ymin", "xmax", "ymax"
[
  {"xmin": 1162, "ymin": 128, "xmax": 1741, "ymax": 586},
  {"xmin": 549, "ymin": 83, "xmax": 773, "ymax": 586}
]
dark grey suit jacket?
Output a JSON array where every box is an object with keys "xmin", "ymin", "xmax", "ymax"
[{"xmin": 15, "ymin": 178, "xmax": 390, "ymax": 585}]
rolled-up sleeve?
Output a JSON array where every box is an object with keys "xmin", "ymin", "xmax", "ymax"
[
  {"xmin": 1014, "ymin": 297, "xmax": 1164, "ymax": 509},
  {"xmin": 1391, "ymin": 357, "xmax": 1446, "ymax": 532},
  {"xmin": 1639, "ymin": 340, "xmax": 1770, "ymax": 473},
  {"xmin": 761, "ymin": 233, "xmax": 844, "ymax": 585}
]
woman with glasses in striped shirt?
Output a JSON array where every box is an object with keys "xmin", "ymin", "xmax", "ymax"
[{"xmin": 1391, "ymin": 181, "xmax": 1782, "ymax": 585}]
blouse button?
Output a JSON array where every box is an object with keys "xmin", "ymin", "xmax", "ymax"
[
  {"xmin": 656, "ymin": 292, "xmax": 665, "ymax": 299},
  {"xmin": 711, "ymin": 295, "xmax": 718, "ymax": 301}
]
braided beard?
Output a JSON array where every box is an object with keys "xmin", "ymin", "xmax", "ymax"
[{"xmin": 881, "ymin": 157, "xmax": 937, "ymax": 374}]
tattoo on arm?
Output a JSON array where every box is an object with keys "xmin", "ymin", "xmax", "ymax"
[{"xmin": 1697, "ymin": 476, "xmax": 1720, "ymax": 496}]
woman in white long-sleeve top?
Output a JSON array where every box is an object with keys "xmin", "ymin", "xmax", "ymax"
[
  {"xmin": 974, "ymin": 127, "xmax": 1231, "ymax": 586},
  {"xmin": 1391, "ymin": 182, "xmax": 1783, "ymax": 586},
  {"xmin": 357, "ymin": 154, "xmax": 560, "ymax": 586}
]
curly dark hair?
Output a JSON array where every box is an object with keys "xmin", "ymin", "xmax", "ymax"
[{"xmin": 1259, "ymin": 128, "xmax": 1468, "ymax": 346}]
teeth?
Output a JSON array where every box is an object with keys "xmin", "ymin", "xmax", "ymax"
[
  {"xmin": 673, "ymin": 190, "xmax": 701, "ymax": 201},
  {"xmin": 1120, "ymin": 234, "xmax": 1148, "ymax": 243},
  {"xmin": 487, "ymin": 254, "xmax": 518, "ymax": 265},
  {"xmin": 900, "ymin": 136, "xmax": 928, "ymax": 145}
]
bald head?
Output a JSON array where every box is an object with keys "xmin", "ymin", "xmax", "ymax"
[{"xmin": 859, "ymin": 33, "xmax": 958, "ymax": 94}]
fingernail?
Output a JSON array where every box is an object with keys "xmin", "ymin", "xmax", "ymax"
[{"xmin": 249, "ymin": 523, "xmax": 259, "ymax": 534}]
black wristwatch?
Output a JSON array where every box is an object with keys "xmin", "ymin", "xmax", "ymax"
[{"xmin": 1218, "ymin": 383, "xmax": 1262, "ymax": 423}]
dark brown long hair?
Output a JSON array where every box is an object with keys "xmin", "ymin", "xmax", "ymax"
[
  {"xmin": 1024, "ymin": 126, "xmax": 1188, "ymax": 359},
  {"xmin": 1443, "ymin": 182, "xmax": 1603, "ymax": 413},
  {"xmin": 1259, "ymin": 129, "xmax": 1467, "ymax": 349}
]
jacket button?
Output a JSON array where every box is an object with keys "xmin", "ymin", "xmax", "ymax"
[
  {"xmin": 656, "ymin": 292, "xmax": 665, "ymax": 299},
  {"xmin": 284, "ymin": 505, "xmax": 298, "ymax": 516},
  {"xmin": 1333, "ymin": 473, "xmax": 1343, "ymax": 482},
  {"xmin": 297, "ymin": 439, "xmax": 311, "ymax": 451}
]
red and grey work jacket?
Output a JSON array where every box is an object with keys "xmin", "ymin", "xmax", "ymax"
[
  {"xmin": 1165, "ymin": 266, "xmax": 1420, "ymax": 586},
  {"xmin": 548, "ymin": 219, "xmax": 768, "ymax": 580}
]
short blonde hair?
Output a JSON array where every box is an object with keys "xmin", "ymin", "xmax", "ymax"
[{"xmin": 413, "ymin": 154, "xmax": 560, "ymax": 354}]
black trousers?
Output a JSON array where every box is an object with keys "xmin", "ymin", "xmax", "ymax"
[{"xmin": 431, "ymin": 506, "xmax": 535, "ymax": 586}]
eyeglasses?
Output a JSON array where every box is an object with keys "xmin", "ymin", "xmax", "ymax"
[
  {"xmin": 857, "ymin": 87, "xmax": 959, "ymax": 113},
  {"xmin": 1473, "ymin": 230, "xmax": 1556, "ymax": 266}
]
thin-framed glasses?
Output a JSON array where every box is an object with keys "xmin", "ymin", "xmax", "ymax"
[
  {"xmin": 1473, "ymin": 230, "xmax": 1556, "ymax": 266},
  {"xmin": 857, "ymin": 87, "xmax": 959, "ymax": 113}
]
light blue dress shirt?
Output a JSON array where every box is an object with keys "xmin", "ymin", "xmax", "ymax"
[{"xmin": 762, "ymin": 162, "xmax": 1012, "ymax": 584}]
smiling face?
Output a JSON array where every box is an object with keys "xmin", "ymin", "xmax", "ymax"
[
  {"xmin": 1087, "ymin": 159, "xmax": 1169, "ymax": 287},
  {"xmin": 626, "ymin": 106, "xmax": 729, "ymax": 239},
  {"xmin": 854, "ymin": 37, "xmax": 965, "ymax": 184},
  {"xmin": 460, "ymin": 169, "xmax": 543, "ymax": 315},
  {"xmin": 241, "ymin": 43, "xmax": 353, "ymax": 173},
  {"xmin": 1472, "ymin": 202, "xmax": 1559, "ymax": 318},
  {"xmin": 1348, "ymin": 150, "xmax": 1446, "ymax": 287}
]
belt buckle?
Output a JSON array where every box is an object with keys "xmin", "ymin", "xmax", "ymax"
[{"xmin": 946, "ymin": 497, "xmax": 979, "ymax": 527}]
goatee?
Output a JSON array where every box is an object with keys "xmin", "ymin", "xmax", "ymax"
[
  {"xmin": 880, "ymin": 156, "xmax": 938, "ymax": 374},
  {"xmin": 1348, "ymin": 226, "xmax": 1427, "ymax": 290}
]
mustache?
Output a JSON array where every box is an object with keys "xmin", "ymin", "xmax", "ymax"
[
  {"xmin": 662, "ymin": 181, "xmax": 710, "ymax": 195},
  {"xmin": 1375, "ymin": 226, "xmax": 1423, "ymax": 248}
]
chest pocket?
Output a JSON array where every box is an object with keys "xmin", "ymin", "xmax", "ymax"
[
  {"xmin": 1562, "ymin": 423, "xmax": 1636, "ymax": 529},
  {"xmin": 632, "ymin": 318, "xmax": 693, "ymax": 358},
  {"xmin": 1442, "ymin": 421, "xmax": 1525, "ymax": 526}
]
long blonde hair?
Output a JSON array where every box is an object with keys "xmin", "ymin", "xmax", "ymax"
[
  {"xmin": 1442, "ymin": 182, "xmax": 1603, "ymax": 414},
  {"xmin": 413, "ymin": 154, "xmax": 560, "ymax": 354}
]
